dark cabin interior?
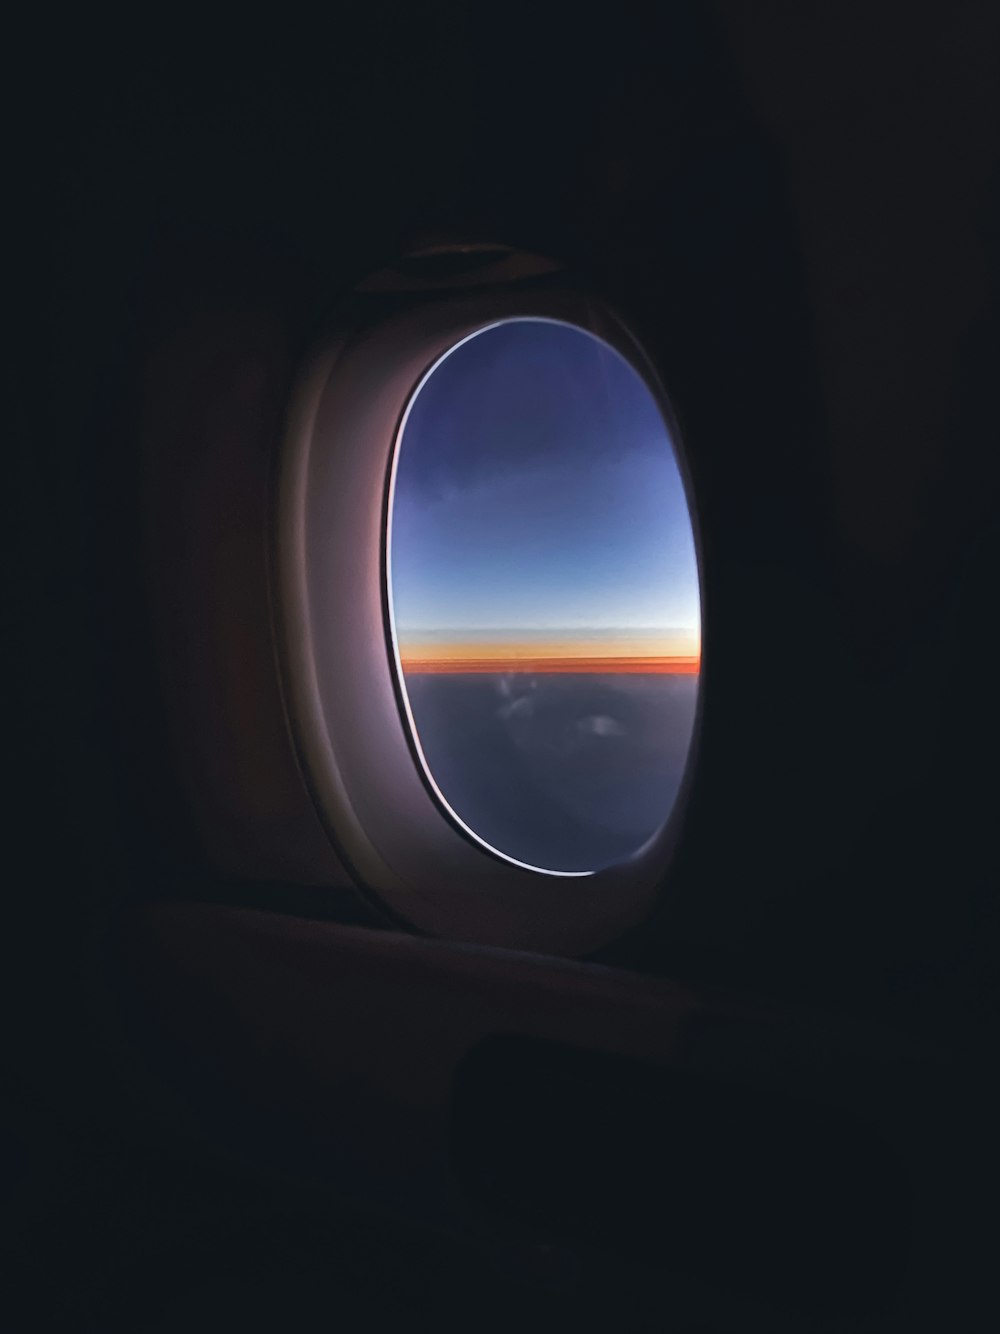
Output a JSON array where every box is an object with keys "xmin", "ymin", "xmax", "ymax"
[{"xmin": 6, "ymin": 4, "xmax": 998, "ymax": 1331}]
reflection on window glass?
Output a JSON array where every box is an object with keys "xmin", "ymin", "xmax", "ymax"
[{"xmin": 387, "ymin": 319, "xmax": 700, "ymax": 875}]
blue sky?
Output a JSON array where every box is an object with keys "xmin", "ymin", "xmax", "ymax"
[{"xmin": 388, "ymin": 319, "xmax": 700, "ymax": 647}]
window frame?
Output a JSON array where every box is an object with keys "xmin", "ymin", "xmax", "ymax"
[{"xmin": 273, "ymin": 275, "xmax": 704, "ymax": 954}]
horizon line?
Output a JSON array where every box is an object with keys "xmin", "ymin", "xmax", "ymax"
[
  {"xmin": 399, "ymin": 653, "xmax": 700, "ymax": 675},
  {"xmin": 398, "ymin": 628, "xmax": 700, "ymax": 642}
]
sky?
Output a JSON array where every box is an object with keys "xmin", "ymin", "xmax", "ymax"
[{"xmin": 388, "ymin": 319, "xmax": 701, "ymax": 671}]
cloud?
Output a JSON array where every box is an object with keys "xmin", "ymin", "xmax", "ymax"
[
  {"xmin": 499, "ymin": 695, "xmax": 535, "ymax": 722},
  {"xmin": 577, "ymin": 714, "xmax": 625, "ymax": 738}
]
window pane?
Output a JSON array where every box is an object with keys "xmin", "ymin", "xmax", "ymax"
[{"xmin": 387, "ymin": 320, "xmax": 700, "ymax": 874}]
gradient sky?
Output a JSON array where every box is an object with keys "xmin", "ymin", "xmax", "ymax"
[{"xmin": 388, "ymin": 319, "xmax": 700, "ymax": 666}]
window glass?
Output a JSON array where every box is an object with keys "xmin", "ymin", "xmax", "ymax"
[{"xmin": 387, "ymin": 319, "xmax": 700, "ymax": 874}]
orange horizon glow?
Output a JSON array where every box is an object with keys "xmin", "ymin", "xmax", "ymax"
[
  {"xmin": 398, "ymin": 633, "xmax": 700, "ymax": 674},
  {"xmin": 399, "ymin": 652, "xmax": 700, "ymax": 675},
  {"xmin": 401, "ymin": 657, "xmax": 699, "ymax": 674}
]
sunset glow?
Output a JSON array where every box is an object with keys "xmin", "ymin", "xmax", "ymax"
[
  {"xmin": 399, "ymin": 632, "xmax": 701, "ymax": 674},
  {"xmin": 400, "ymin": 654, "xmax": 700, "ymax": 674}
]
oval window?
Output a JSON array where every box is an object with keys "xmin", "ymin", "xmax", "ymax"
[{"xmin": 386, "ymin": 319, "xmax": 700, "ymax": 875}]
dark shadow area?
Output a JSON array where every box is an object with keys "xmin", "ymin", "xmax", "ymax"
[{"xmin": 453, "ymin": 1035, "xmax": 911, "ymax": 1317}]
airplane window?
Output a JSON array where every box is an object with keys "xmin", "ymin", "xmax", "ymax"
[{"xmin": 387, "ymin": 319, "xmax": 701, "ymax": 875}]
